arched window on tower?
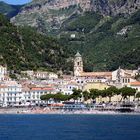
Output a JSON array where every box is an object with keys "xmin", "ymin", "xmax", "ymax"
[{"xmin": 77, "ymin": 62, "xmax": 80, "ymax": 65}]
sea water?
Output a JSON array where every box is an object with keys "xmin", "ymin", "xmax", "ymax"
[{"xmin": 0, "ymin": 114, "xmax": 140, "ymax": 140}]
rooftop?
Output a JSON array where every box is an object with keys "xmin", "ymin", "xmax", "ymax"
[
  {"xmin": 81, "ymin": 72, "xmax": 112, "ymax": 77},
  {"xmin": 130, "ymin": 81, "xmax": 140, "ymax": 86},
  {"xmin": 75, "ymin": 52, "xmax": 81, "ymax": 57}
]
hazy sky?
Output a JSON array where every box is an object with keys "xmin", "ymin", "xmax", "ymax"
[{"xmin": 1, "ymin": 0, "xmax": 32, "ymax": 5}]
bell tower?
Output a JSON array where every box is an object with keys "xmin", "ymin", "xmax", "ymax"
[{"xmin": 74, "ymin": 52, "xmax": 83, "ymax": 76}]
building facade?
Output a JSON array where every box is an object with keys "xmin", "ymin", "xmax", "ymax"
[
  {"xmin": 0, "ymin": 65, "xmax": 7, "ymax": 81},
  {"xmin": 0, "ymin": 81, "xmax": 22, "ymax": 107}
]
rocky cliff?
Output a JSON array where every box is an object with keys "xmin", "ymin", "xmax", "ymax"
[
  {"xmin": 11, "ymin": 0, "xmax": 92, "ymax": 33},
  {"xmin": 11, "ymin": 0, "xmax": 140, "ymax": 34},
  {"xmin": 91, "ymin": 0, "xmax": 140, "ymax": 16}
]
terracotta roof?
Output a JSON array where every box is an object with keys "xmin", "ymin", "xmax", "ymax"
[
  {"xmin": 130, "ymin": 82, "xmax": 140, "ymax": 86},
  {"xmin": 31, "ymin": 87, "xmax": 54, "ymax": 91},
  {"xmin": 80, "ymin": 72, "xmax": 112, "ymax": 77},
  {"xmin": 0, "ymin": 85, "xmax": 7, "ymax": 88}
]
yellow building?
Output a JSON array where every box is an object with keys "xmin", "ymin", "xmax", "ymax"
[
  {"xmin": 83, "ymin": 82, "xmax": 109, "ymax": 91},
  {"xmin": 83, "ymin": 82, "xmax": 110, "ymax": 103}
]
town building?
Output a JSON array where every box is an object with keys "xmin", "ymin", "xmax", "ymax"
[
  {"xmin": 112, "ymin": 67, "xmax": 137, "ymax": 87},
  {"xmin": 129, "ymin": 81, "xmax": 140, "ymax": 92},
  {"xmin": 73, "ymin": 52, "xmax": 112, "ymax": 80},
  {"xmin": 0, "ymin": 65, "xmax": 7, "ymax": 81},
  {"xmin": 73, "ymin": 52, "xmax": 138, "ymax": 88},
  {"xmin": 21, "ymin": 86, "xmax": 55, "ymax": 106},
  {"xmin": 57, "ymin": 81, "xmax": 79, "ymax": 95},
  {"xmin": 21, "ymin": 70, "xmax": 58, "ymax": 80},
  {"xmin": 83, "ymin": 82, "xmax": 110, "ymax": 91},
  {"xmin": 0, "ymin": 53, "xmax": 139, "ymax": 107},
  {"xmin": 0, "ymin": 81, "xmax": 22, "ymax": 107}
]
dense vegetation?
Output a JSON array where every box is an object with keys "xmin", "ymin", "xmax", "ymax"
[
  {"xmin": 59, "ymin": 11, "xmax": 140, "ymax": 71},
  {"xmin": 0, "ymin": 14, "xmax": 72, "ymax": 73},
  {"xmin": 0, "ymin": 2, "xmax": 140, "ymax": 72}
]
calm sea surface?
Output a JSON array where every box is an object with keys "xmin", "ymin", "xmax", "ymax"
[{"xmin": 0, "ymin": 114, "xmax": 140, "ymax": 140}]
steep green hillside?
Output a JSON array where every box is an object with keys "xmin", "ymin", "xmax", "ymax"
[
  {"xmin": 0, "ymin": 2, "xmax": 22, "ymax": 18},
  {"xmin": 59, "ymin": 11, "xmax": 140, "ymax": 71},
  {"xmin": 0, "ymin": 14, "xmax": 72, "ymax": 72},
  {"xmin": 0, "ymin": 0, "xmax": 140, "ymax": 72}
]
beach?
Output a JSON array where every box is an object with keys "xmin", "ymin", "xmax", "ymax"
[{"xmin": 0, "ymin": 107, "xmax": 139, "ymax": 115}]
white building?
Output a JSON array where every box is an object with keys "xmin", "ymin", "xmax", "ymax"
[
  {"xmin": 21, "ymin": 70, "xmax": 58, "ymax": 80},
  {"xmin": 61, "ymin": 82, "xmax": 79, "ymax": 95},
  {"xmin": 21, "ymin": 87, "xmax": 55, "ymax": 106},
  {"xmin": 0, "ymin": 81, "xmax": 22, "ymax": 107},
  {"xmin": 112, "ymin": 67, "xmax": 137, "ymax": 87}
]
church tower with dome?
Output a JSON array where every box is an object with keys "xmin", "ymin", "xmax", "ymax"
[{"xmin": 74, "ymin": 52, "xmax": 83, "ymax": 76}]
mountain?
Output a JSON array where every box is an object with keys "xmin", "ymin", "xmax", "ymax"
[
  {"xmin": 11, "ymin": 0, "xmax": 90, "ymax": 34},
  {"xmin": 11, "ymin": 0, "xmax": 140, "ymax": 34},
  {"xmin": 0, "ymin": 14, "xmax": 72, "ymax": 73},
  {"xmin": 91, "ymin": 0, "xmax": 140, "ymax": 16},
  {"xmin": 0, "ymin": 1, "xmax": 23, "ymax": 18},
  {"xmin": 3, "ymin": 0, "xmax": 140, "ymax": 71},
  {"xmin": 59, "ymin": 10, "xmax": 140, "ymax": 71}
]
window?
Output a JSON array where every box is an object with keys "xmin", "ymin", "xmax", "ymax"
[
  {"xmin": 125, "ymin": 79, "xmax": 127, "ymax": 83},
  {"xmin": 77, "ymin": 62, "xmax": 80, "ymax": 65}
]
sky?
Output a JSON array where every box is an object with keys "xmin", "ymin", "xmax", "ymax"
[{"xmin": 0, "ymin": 0, "xmax": 32, "ymax": 5}]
